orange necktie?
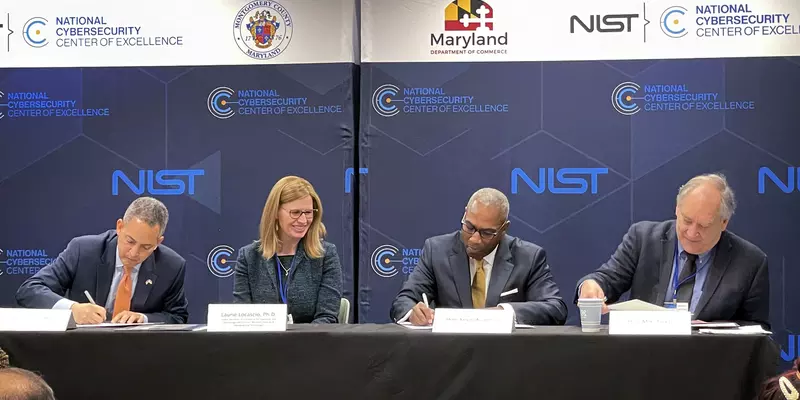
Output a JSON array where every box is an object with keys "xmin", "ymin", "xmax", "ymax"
[{"xmin": 112, "ymin": 267, "xmax": 133, "ymax": 318}]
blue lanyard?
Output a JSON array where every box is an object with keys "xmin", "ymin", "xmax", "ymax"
[
  {"xmin": 671, "ymin": 243, "xmax": 705, "ymax": 302},
  {"xmin": 275, "ymin": 255, "xmax": 296, "ymax": 304}
]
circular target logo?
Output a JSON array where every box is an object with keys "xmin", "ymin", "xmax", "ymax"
[
  {"xmin": 233, "ymin": 0, "xmax": 293, "ymax": 60},
  {"xmin": 661, "ymin": 6, "xmax": 688, "ymax": 38},
  {"xmin": 207, "ymin": 87, "xmax": 235, "ymax": 119},
  {"xmin": 372, "ymin": 84, "xmax": 400, "ymax": 117},
  {"xmin": 207, "ymin": 245, "xmax": 236, "ymax": 278},
  {"xmin": 371, "ymin": 244, "xmax": 400, "ymax": 278},
  {"xmin": 612, "ymin": 82, "xmax": 641, "ymax": 115},
  {"xmin": 23, "ymin": 17, "xmax": 49, "ymax": 48}
]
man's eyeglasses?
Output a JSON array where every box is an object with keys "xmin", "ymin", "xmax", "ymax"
[
  {"xmin": 283, "ymin": 208, "xmax": 318, "ymax": 220},
  {"xmin": 461, "ymin": 220, "xmax": 505, "ymax": 240}
]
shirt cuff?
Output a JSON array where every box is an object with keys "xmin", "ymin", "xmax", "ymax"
[
  {"xmin": 141, "ymin": 314, "xmax": 149, "ymax": 323},
  {"xmin": 53, "ymin": 298, "xmax": 77, "ymax": 310},
  {"xmin": 397, "ymin": 308, "xmax": 413, "ymax": 323}
]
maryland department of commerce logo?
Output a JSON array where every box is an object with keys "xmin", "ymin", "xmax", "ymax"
[
  {"xmin": 372, "ymin": 84, "xmax": 400, "ymax": 117},
  {"xmin": 660, "ymin": 6, "xmax": 688, "ymax": 38},
  {"xmin": 207, "ymin": 245, "xmax": 236, "ymax": 278},
  {"xmin": 445, "ymin": 0, "xmax": 494, "ymax": 31},
  {"xmin": 23, "ymin": 17, "xmax": 48, "ymax": 48},
  {"xmin": 208, "ymin": 87, "xmax": 235, "ymax": 119},
  {"xmin": 233, "ymin": 0, "xmax": 293, "ymax": 60},
  {"xmin": 612, "ymin": 82, "xmax": 642, "ymax": 115}
]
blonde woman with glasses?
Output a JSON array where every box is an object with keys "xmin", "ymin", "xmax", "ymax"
[{"xmin": 233, "ymin": 176, "xmax": 343, "ymax": 323}]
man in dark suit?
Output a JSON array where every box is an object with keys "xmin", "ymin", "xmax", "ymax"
[
  {"xmin": 16, "ymin": 197, "xmax": 188, "ymax": 325},
  {"xmin": 576, "ymin": 173, "xmax": 770, "ymax": 328},
  {"xmin": 390, "ymin": 188, "xmax": 568, "ymax": 326}
]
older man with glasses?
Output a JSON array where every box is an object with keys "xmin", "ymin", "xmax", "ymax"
[{"xmin": 390, "ymin": 188, "xmax": 568, "ymax": 326}]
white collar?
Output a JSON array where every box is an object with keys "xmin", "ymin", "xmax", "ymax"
[{"xmin": 473, "ymin": 244, "xmax": 498, "ymax": 267}]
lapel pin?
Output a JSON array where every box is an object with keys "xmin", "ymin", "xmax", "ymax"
[{"xmin": 145, "ymin": 279, "xmax": 153, "ymax": 285}]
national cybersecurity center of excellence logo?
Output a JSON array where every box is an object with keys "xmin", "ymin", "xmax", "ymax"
[
  {"xmin": 207, "ymin": 245, "xmax": 237, "ymax": 278},
  {"xmin": 657, "ymin": 4, "xmax": 798, "ymax": 39},
  {"xmin": 233, "ymin": 0, "xmax": 293, "ymax": 60},
  {"xmin": 611, "ymin": 81, "xmax": 756, "ymax": 115},
  {"xmin": 0, "ymin": 89, "xmax": 111, "ymax": 120},
  {"xmin": 371, "ymin": 84, "xmax": 509, "ymax": 117},
  {"xmin": 370, "ymin": 245, "xmax": 423, "ymax": 278},
  {"xmin": 19, "ymin": 15, "xmax": 184, "ymax": 49},
  {"xmin": 0, "ymin": 248, "xmax": 54, "ymax": 276},
  {"xmin": 207, "ymin": 86, "xmax": 343, "ymax": 119}
]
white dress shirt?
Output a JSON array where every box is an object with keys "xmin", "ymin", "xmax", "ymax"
[
  {"xmin": 399, "ymin": 244, "xmax": 515, "ymax": 323},
  {"xmin": 53, "ymin": 245, "xmax": 146, "ymax": 322}
]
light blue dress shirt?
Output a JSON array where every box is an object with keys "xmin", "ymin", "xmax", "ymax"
[
  {"xmin": 53, "ymin": 245, "xmax": 145, "ymax": 322},
  {"xmin": 664, "ymin": 238, "xmax": 715, "ymax": 314}
]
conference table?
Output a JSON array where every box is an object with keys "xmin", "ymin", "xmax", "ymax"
[{"xmin": 0, "ymin": 324, "xmax": 780, "ymax": 400}]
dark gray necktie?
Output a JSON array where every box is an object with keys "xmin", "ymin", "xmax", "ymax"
[{"xmin": 676, "ymin": 252, "xmax": 698, "ymax": 303}]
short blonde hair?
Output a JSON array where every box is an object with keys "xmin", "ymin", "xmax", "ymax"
[{"xmin": 258, "ymin": 176, "xmax": 326, "ymax": 259}]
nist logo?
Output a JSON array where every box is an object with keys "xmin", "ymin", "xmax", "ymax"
[
  {"xmin": 758, "ymin": 167, "xmax": 800, "ymax": 194},
  {"xmin": 570, "ymin": 14, "xmax": 639, "ymax": 33},
  {"xmin": 511, "ymin": 167, "xmax": 608, "ymax": 195},
  {"xmin": 112, "ymin": 169, "xmax": 205, "ymax": 196}
]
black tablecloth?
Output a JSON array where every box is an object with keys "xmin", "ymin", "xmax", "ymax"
[{"xmin": 0, "ymin": 325, "xmax": 780, "ymax": 400}]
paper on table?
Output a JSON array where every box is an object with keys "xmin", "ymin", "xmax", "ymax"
[
  {"xmin": 699, "ymin": 325, "xmax": 772, "ymax": 335},
  {"xmin": 124, "ymin": 324, "xmax": 206, "ymax": 331},
  {"xmin": 515, "ymin": 324, "xmax": 535, "ymax": 329},
  {"xmin": 691, "ymin": 321, "xmax": 739, "ymax": 329},
  {"xmin": 76, "ymin": 322, "xmax": 161, "ymax": 329},
  {"xmin": 397, "ymin": 322, "xmax": 433, "ymax": 330},
  {"xmin": 607, "ymin": 299, "xmax": 667, "ymax": 312}
]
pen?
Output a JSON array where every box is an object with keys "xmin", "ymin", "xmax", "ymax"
[
  {"xmin": 422, "ymin": 293, "xmax": 429, "ymax": 308},
  {"xmin": 84, "ymin": 290, "xmax": 97, "ymax": 305}
]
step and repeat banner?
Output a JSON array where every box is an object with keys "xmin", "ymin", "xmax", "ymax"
[
  {"xmin": 359, "ymin": 0, "xmax": 800, "ymax": 363},
  {"xmin": 0, "ymin": 0, "xmax": 357, "ymax": 322}
]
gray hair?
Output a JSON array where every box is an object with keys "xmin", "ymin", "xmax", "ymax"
[
  {"xmin": 466, "ymin": 188, "xmax": 510, "ymax": 221},
  {"xmin": 123, "ymin": 197, "xmax": 169, "ymax": 236},
  {"xmin": 676, "ymin": 173, "xmax": 736, "ymax": 220},
  {"xmin": 0, "ymin": 367, "xmax": 55, "ymax": 400}
]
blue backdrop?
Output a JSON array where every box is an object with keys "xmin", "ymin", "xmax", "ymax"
[
  {"xmin": 0, "ymin": 64, "xmax": 356, "ymax": 322},
  {"xmin": 357, "ymin": 58, "xmax": 800, "ymax": 364}
]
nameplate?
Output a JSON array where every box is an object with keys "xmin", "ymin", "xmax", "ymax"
[
  {"xmin": 207, "ymin": 304, "xmax": 287, "ymax": 332},
  {"xmin": 432, "ymin": 308, "xmax": 514, "ymax": 334},
  {"xmin": 0, "ymin": 308, "xmax": 74, "ymax": 332},
  {"xmin": 609, "ymin": 310, "xmax": 691, "ymax": 335}
]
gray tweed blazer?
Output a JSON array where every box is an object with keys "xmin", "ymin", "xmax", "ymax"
[{"xmin": 233, "ymin": 239, "xmax": 343, "ymax": 323}]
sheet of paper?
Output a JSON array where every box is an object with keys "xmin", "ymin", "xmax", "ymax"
[
  {"xmin": 691, "ymin": 321, "xmax": 739, "ymax": 329},
  {"xmin": 76, "ymin": 322, "xmax": 162, "ymax": 329},
  {"xmin": 699, "ymin": 325, "xmax": 772, "ymax": 335},
  {"xmin": 515, "ymin": 324, "xmax": 535, "ymax": 329},
  {"xmin": 124, "ymin": 324, "xmax": 206, "ymax": 331},
  {"xmin": 397, "ymin": 322, "xmax": 433, "ymax": 330},
  {"xmin": 607, "ymin": 299, "xmax": 667, "ymax": 312}
]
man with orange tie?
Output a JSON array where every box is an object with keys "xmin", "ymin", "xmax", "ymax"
[
  {"xmin": 389, "ymin": 188, "xmax": 567, "ymax": 326},
  {"xmin": 16, "ymin": 197, "xmax": 188, "ymax": 324}
]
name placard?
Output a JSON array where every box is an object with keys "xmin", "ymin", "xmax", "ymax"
[
  {"xmin": 207, "ymin": 304, "xmax": 287, "ymax": 332},
  {"xmin": 0, "ymin": 308, "xmax": 74, "ymax": 332},
  {"xmin": 609, "ymin": 310, "xmax": 691, "ymax": 335},
  {"xmin": 432, "ymin": 308, "xmax": 514, "ymax": 334}
]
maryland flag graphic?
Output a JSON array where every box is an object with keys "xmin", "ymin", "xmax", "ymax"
[{"xmin": 444, "ymin": 0, "xmax": 494, "ymax": 31}]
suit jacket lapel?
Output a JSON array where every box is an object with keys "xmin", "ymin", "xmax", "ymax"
[
  {"xmin": 485, "ymin": 236, "xmax": 513, "ymax": 307},
  {"xmin": 260, "ymin": 254, "xmax": 280, "ymax": 303},
  {"xmin": 693, "ymin": 234, "xmax": 732, "ymax": 319},
  {"xmin": 448, "ymin": 234, "xmax": 472, "ymax": 308},
  {"xmin": 131, "ymin": 256, "xmax": 157, "ymax": 310},
  {"xmin": 653, "ymin": 223, "xmax": 677, "ymax": 305},
  {"xmin": 96, "ymin": 236, "xmax": 117, "ymax": 307}
]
